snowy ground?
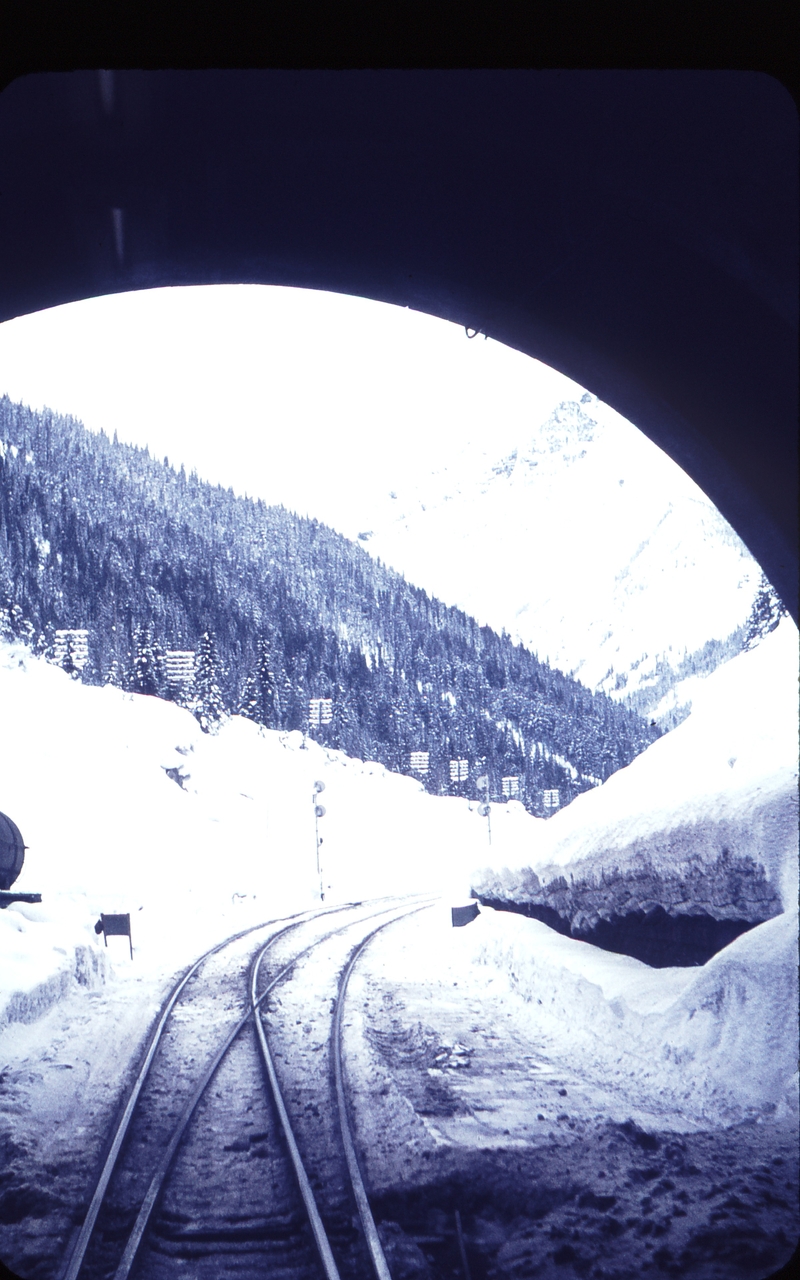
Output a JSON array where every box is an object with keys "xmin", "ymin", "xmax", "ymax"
[
  {"xmin": 1, "ymin": 621, "xmax": 797, "ymax": 1107},
  {"xmin": 347, "ymin": 907, "xmax": 798, "ymax": 1277},
  {"xmin": 2, "ymin": 901, "xmax": 795, "ymax": 1278}
]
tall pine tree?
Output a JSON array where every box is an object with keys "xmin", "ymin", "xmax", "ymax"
[
  {"xmin": 743, "ymin": 573, "xmax": 787, "ymax": 650},
  {"xmin": 192, "ymin": 631, "xmax": 226, "ymax": 733},
  {"xmin": 132, "ymin": 624, "xmax": 160, "ymax": 696},
  {"xmin": 238, "ymin": 672, "xmax": 262, "ymax": 723},
  {"xmin": 255, "ymin": 636, "xmax": 277, "ymax": 727}
]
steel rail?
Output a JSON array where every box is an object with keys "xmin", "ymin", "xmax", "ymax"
[
  {"xmin": 332, "ymin": 901, "xmax": 437, "ymax": 1280},
  {"xmin": 60, "ymin": 901, "xmax": 355, "ymax": 1280},
  {"xmin": 113, "ymin": 898, "xmax": 424, "ymax": 1280},
  {"xmin": 247, "ymin": 898, "xmax": 434, "ymax": 1280}
]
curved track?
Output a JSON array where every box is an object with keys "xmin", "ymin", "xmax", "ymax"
[
  {"xmin": 59, "ymin": 896, "xmax": 435, "ymax": 1280},
  {"xmin": 250, "ymin": 900, "xmax": 436, "ymax": 1280},
  {"xmin": 61, "ymin": 908, "xmax": 312, "ymax": 1280}
]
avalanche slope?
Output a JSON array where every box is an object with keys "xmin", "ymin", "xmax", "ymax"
[{"xmin": 358, "ymin": 395, "xmax": 761, "ymax": 715}]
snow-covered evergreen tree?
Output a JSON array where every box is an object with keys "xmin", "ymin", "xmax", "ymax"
[
  {"xmin": 255, "ymin": 636, "xmax": 277, "ymax": 726},
  {"xmin": 743, "ymin": 573, "xmax": 787, "ymax": 650},
  {"xmin": 132, "ymin": 624, "xmax": 160, "ymax": 696},
  {"xmin": 192, "ymin": 630, "xmax": 227, "ymax": 733},
  {"xmin": 238, "ymin": 637, "xmax": 278, "ymax": 727},
  {"xmin": 0, "ymin": 603, "xmax": 35, "ymax": 648},
  {"xmin": 273, "ymin": 663, "xmax": 294, "ymax": 731},
  {"xmin": 104, "ymin": 656, "xmax": 122, "ymax": 688},
  {"xmin": 34, "ymin": 623, "xmax": 55, "ymax": 661},
  {"xmin": 237, "ymin": 672, "xmax": 262, "ymax": 723},
  {"xmin": 19, "ymin": 612, "xmax": 35, "ymax": 648}
]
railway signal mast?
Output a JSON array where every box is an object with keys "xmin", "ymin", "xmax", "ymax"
[
  {"xmin": 476, "ymin": 773, "xmax": 492, "ymax": 845},
  {"xmin": 312, "ymin": 780, "xmax": 326, "ymax": 901}
]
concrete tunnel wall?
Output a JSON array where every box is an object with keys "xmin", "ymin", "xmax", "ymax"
[{"xmin": 0, "ymin": 70, "xmax": 796, "ymax": 618}]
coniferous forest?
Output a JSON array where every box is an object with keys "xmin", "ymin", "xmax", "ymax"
[{"xmin": 0, "ymin": 395, "xmax": 660, "ymax": 814}]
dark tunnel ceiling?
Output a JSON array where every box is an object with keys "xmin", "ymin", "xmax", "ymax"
[{"xmin": 0, "ymin": 70, "xmax": 796, "ymax": 620}]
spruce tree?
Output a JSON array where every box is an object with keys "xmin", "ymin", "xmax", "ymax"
[
  {"xmin": 34, "ymin": 623, "xmax": 55, "ymax": 661},
  {"xmin": 192, "ymin": 630, "xmax": 227, "ymax": 733},
  {"xmin": 255, "ymin": 636, "xmax": 277, "ymax": 727},
  {"xmin": 132, "ymin": 624, "xmax": 159, "ymax": 696},
  {"xmin": 743, "ymin": 574, "xmax": 787, "ymax": 650},
  {"xmin": 104, "ymin": 656, "xmax": 122, "ymax": 688},
  {"xmin": 238, "ymin": 672, "xmax": 262, "ymax": 723}
]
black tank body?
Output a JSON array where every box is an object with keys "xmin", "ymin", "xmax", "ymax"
[{"xmin": 0, "ymin": 811, "xmax": 26, "ymax": 890}]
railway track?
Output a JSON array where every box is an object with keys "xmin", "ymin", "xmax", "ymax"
[{"xmin": 59, "ymin": 894, "xmax": 436, "ymax": 1280}]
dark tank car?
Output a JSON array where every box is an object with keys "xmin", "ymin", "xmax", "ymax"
[
  {"xmin": 0, "ymin": 810, "xmax": 25, "ymax": 890},
  {"xmin": 0, "ymin": 811, "xmax": 39, "ymax": 906}
]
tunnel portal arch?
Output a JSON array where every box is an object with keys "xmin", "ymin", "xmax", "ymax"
[{"xmin": 0, "ymin": 69, "xmax": 796, "ymax": 618}]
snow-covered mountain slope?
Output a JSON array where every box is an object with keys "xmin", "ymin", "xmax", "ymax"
[
  {"xmin": 475, "ymin": 618, "xmax": 799, "ymax": 930},
  {"xmin": 355, "ymin": 395, "xmax": 761, "ymax": 713}
]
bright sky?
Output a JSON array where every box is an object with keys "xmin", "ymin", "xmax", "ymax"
[{"xmin": 0, "ymin": 285, "xmax": 588, "ymax": 535}]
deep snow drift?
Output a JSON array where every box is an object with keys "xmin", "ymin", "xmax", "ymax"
[
  {"xmin": 474, "ymin": 618, "xmax": 799, "ymax": 956},
  {"xmin": 456, "ymin": 905, "xmax": 799, "ymax": 1126}
]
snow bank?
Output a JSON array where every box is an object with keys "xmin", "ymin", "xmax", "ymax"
[
  {"xmin": 651, "ymin": 907, "xmax": 799, "ymax": 1116},
  {"xmin": 0, "ymin": 897, "xmax": 109, "ymax": 1030},
  {"xmin": 513, "ymin": 619, "xmax": 799, "ymax": 908},
  {"xmin": 446, "ymin": 905, "xmax": 798, "ymax": 1124},
  {"xmin": 0, "ymin": 639, "xmax": 541, "ymax": 1016}
]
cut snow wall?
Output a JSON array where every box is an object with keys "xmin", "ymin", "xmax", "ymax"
[
  {"xmin": 473, "ymin": 622, "xmax": 800, "ymax": 964},
  {"xmin": 0, "ymin": 944, "xmax": 109, "ymax": 1033},
  {"xmin": 470, "ymin": 907, "xmax": 798, "ymax": 1124},
  {"xmin": 537, "ymin": 773, "xmax": 798, "ymax": 912}
]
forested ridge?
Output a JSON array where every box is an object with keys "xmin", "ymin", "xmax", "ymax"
[{"xmin": 0, "ymin": 395, "xmax": 659, "ymax": 813}]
